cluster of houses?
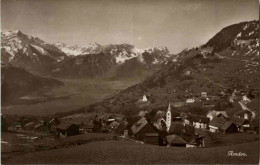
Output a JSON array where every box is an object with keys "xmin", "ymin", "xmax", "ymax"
[{"xmin": 6, "ymin": 90, "xmax": 258, "ymax": 148}]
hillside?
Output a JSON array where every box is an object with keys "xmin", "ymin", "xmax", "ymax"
[
  {"xmin": 1, "ymin": 63, "xmax": 64, "ymax": 105},
  {"xmin": 3, "ymin": 140, "xmax": 259, "ymax": 164},
  {"xmin": 75, "ymin": 20, "xmax": 259, "ymax": 116}
]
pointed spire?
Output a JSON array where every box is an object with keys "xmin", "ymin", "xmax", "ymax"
[
  {"xmin": 166, "ymin": 102, "xmax": 172, "ymax": 132},
  {"xmin": 167, "ymin": 102, "xmax": 171, "ymax": 112}
]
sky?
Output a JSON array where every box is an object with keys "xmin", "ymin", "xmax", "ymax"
[{"xmin": 1, "ymin": 0, "xmax": 259, "ymax": 53}]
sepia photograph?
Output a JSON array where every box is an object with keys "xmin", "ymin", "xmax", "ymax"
[{"xmin": 1, "ymin": 0, "xmax": 259, "ymax": 164}]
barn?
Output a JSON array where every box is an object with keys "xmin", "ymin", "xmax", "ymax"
[
  {"xmin": 56, "ymin": 123, "xmax": 80, "ymax": 137},
  {"xmin": 131, "ymin": 117, "xmax": 158, "ymax": 143}
]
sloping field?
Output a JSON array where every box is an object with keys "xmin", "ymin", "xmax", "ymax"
[{"xmin": 3, "ymin": 139, "xmax": 259, "ymax": 164}]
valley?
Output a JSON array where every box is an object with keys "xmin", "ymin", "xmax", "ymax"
[{"xmin": 1, "ymin": 78, "xmax": 138, "ymax": 116}]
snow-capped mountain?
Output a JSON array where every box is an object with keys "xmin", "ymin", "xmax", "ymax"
[
  {"xmin": 78, "ymin": 20, "xmax": 260, "ymax": 115},
  {"xmin": 51, "ymin": 43, "xmax": 175, "ymax": 79},
  {"xmin": 1, "ymin": 30, "xmax": 175, "ymax": 80},
  {"xmin": 55, "ymin": 42, "xmax": 102, "ymax": 56},
  {"xmin": 55, "ymin": 42, "xmax": 173, "ymax": 65},
  {"xmin": 1, "ymin": 30, "xmax": 67, "ymax": 74}
]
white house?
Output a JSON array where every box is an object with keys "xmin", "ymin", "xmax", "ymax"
[
  {"xmin": 206, "ymin": 110, "xmax": 228, "ymax": 121},
  {"xmin": 142, "ymin": 95, "xmax": 148, "ymax": 102},
  {"xmin": 242, "ymin": 95, "xmax": 251, "ymax": 103},
  {"xmin": 186, "ymin": 98, "xmax": 195, "ymax": 103},
  {"xmin": 201, "ymin": 92, "xmax": 207, "ymax": 98}
]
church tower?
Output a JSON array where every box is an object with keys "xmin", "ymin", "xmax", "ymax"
[{"xmin": 166, "ymin": 103, "xmax": 172, "ymax": 132}]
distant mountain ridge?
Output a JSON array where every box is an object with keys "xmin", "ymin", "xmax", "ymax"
[
  {"xmin": 74, "ymin": 20, "xmax": 259, "ymax": 116},
  {"xmin": 1, "ymin": 30, "xmax": 68, "ymax": 74},
  {"xmin": 1, "ymin": 30, "xmax": 175, "ymax": 80}
]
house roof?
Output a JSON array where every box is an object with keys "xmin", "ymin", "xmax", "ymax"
[
  {"xmin": 96, "ymin": 113, "xmax": 113, "ymax": 121},
  {"xmin": 131, "ymin": 117, "xmax": 148, "ymax": 135},
  {"xmin": 57, "ymin": 123, "xmax": 78, "ymax": 130},
  {"xmin": 166, "ymin": 134, "xmax": 187, "ymax": 144},
  {"xmin": 209, "ymin": 117, "xmax": 228, "ymax": 128},
  {"xmin": 34, "ymin": 123, "xmax": 43, "ymax": 129},
  {"xmin": 207, "ymin": 110, "xmax": 228, "ymax": 118},
  {"xmin": 24, "ymin": 122, "xmax": 34, "ymax": 127},
  {"xmin": 168, "ymin": 122, "xmax": 185, "ymax": 134},
  {"xmin": 221, "ymin": 121, "xmax": 235, "ymax": 131},
  {"xmin": 168, "ymin": 122, "xmax": 195, "ymax": 135},
  {"xmin": 231, "ymin": 116, "xmax": 248, "ymax": 127},
  {"xmin": 145, "ymin": 133, "xmax": 159, "ymax": 137}
]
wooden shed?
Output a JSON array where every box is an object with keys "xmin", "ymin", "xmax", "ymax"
[{"xmin": 56, "ymin": 123, "xmax": 79, "ymax": 137}]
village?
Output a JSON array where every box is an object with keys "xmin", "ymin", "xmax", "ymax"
[{"xmin": 1, "ymin": 88, "xmax": 259, "ymax": 157}]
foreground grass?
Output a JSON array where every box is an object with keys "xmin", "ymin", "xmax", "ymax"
[{"xmin": 3, "ymin": 139, "xmax": 259, "ymax": 164}]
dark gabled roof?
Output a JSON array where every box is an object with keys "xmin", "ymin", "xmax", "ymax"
[
  {"xmin": 166, "ymin": 134, "xmax": 187, "ymax": 144},
  {"xmin": 221, "ymin": 121, "xmax": 235, "ymax": 131},
  {"xmin": 231, "ymin": 116, "xmax": 248, "ymax": 127},
  {"xmin": 145, "ymin": 133, "xmax": 159, "ymax": 137},
  {"xmin": 34, "ymin": 123, "xmax": 43, "ymax": 129},
  {"xmin": 57, "ymin": 123, "xmax": 78, "ymax": 130},
  {"xmin": 209, "ymin": 117, "xmax": 228, "ymax": 128},
  {"xmin": 168, "ymin": 122, "xmax": 185, "ymax": 134},
  {"xmin": 185, "ymin": 125, "xmax": 195, "ymax": 135},
  {"xmin": 131, "ymin": 117, "xmax": 148, "ymax": 135},
  {"xmin": 24, "ymin": 122, "xmax": 34, "ymax": 127}
]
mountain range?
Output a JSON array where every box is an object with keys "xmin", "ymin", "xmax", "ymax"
[
  {"xmin": 75, "ymin": 20, "xmax": 259, "ymax": 116},
  {"xmin": 1, "ymin": 20, "xmax": 259, "ymax": 114},
  {"xmin": 1, "ymin": 31, "xmax": 175, "ymax": 80}
]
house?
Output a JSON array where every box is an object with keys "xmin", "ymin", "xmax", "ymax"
[
  {"xmin": 144, "ymin": 133, "xmax": 159, "ymax": 145},
  {"xmin": 110, "ymin": 118, "xmax": 128, "ymax": 134},
  {"xmin": 34, "ymin": 123, "xmax": 44, "ymax": 132},
  {"xmin": 231, "ymin": 116, "xmax": 250, "ymax": 132},
  {"xmin": 95, "ymin": 113, "xmax": 114, "ymax": 125},
  {"xmin": 48, "ymin": 118, "xmax": 60, "ymax": 132},
  {"xmin": 142, "ymin": 95, "xmax": 148, "ymax": 102},
  {"xmin": 186, "ymin": 115, "xmax": 210, "ymax": 129},
  {"xmin": 206, "ymin": 110, "xmax": 228, "ymax": 121},
  {"xmin": 201, "ymin": 92, "xmax": 207, "ymax": 98},
  {"xmin": 24, "ymin": 122, "xmax": 35, "ymax": 131},
  {"xmin": 208, "ymin": 117, "xmax": 228, "ymax": 133},
  {"xmin": 220, "ymin": 121, "xmax": 237, "ymax": 134},
  {"xmin": 242, "ymin": 95, "xmax": 251, "ymax": 103},
  {"xmin": 131, "ymin": 117, "xmax": 158, "ymax": 141},
  {"xmin": 235, "ymin": 110, "xmax": 252, "ymax": 121},
  {"xmin": 186, "ymin": 98, "xmax": 195, "ymax": 103},
  {"xmin": 172, "ymin": 102, "xmax": 186, "ymax": 107},
  {"xmin": 14, "ymin": 122, "xmax": 23, "ymax": 130},
  {"xmin": 168, "ymin": 122, "xmax": 195, "ymax": 141},
  {"xmin": 168, "ymin": 122, "xmax": 186, "ymax": 135},
  {"xmin": 92, "ymin": 119, "xmax": 102, "ymax": 133},
  {"xmin": 166, "ymin": 134, "xmax": 187, "ymax": 147},
  {"xmin": 125, "ymin": 116, "xmax": 142, "ymax": 135},
  {"xmin": 56, "ymin": 123, "xmax": 80, "ymax": 137},
  {"xmin": 79, "ymin": 120, "xmax": 95, "ymax": 133}
]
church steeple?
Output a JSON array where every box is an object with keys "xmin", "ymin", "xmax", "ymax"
[{"xmin": 166, "ymin": 102, "xmax": 172, "ymax": 132}]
